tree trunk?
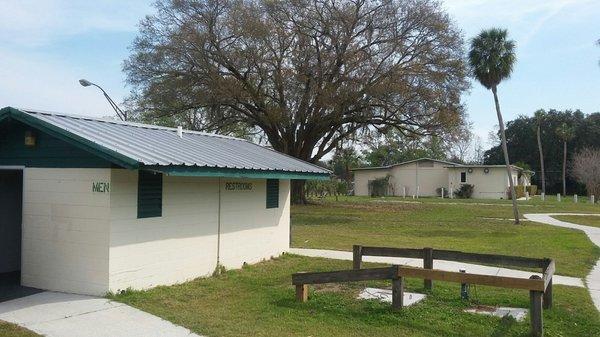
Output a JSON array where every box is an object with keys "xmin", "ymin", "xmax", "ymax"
[
  {"xmin": 537, "ymin": 125, "xmax": 546, "ymax": 195},
  {"xmin": 562, "ymin": 141, "xmax": 567, "ymax": 196},
  {"xmin": 492, "ymin": 86, "xmax": 520, "ymax": 224},
  {"xmin": 292, "ymin": 180, "xmax": 307, "ymax": 205}
]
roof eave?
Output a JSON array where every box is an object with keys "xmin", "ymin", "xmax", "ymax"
[
  {"xmin": 145, "ymin": 165, "xmax": 331, "ymax": 180},
  {"xmin": 0, "ymin": 107, "xmax": 139, "ymax": 169}
]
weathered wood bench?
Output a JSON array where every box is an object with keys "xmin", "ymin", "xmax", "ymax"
[{"xmin": 292, "ymin": 246, "xmax": 555, "ymax": 337}]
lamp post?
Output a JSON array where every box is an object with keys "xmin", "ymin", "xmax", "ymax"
[{"xmin": 79, "ymin": 79, "xmax": 127, "ymax": 121}]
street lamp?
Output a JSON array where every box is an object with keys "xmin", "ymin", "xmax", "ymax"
[{"xmin": 79, "ymin": 79, "xmax": 127, "ymax": 121}]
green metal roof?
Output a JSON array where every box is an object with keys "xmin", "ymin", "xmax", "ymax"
[{"xmin": 0, "ymin": 107, "xmax": 331, "ymax": 180}]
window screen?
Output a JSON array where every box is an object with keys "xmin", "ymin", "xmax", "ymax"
[
  {"xmin": 266, "ymin": 179, "xmax": 279, "ymax": 209},
  {"xmin": 137, "ymin": 171, "xmax": 163, "ymax": 218},
  {"xmin": 460, "ymin": 172, "xmax": 467, "ymax": 183}
]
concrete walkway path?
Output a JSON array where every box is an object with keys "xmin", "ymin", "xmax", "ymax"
[
  {"xmin": 524, "ymin": 213, "xmax": 600, "ymax": 311},
  {"xmin": 289, "ymin": 248, "xmax": 584, "ymax": 288},
  {"xmin": 0, "ymin": 291, "xmax": 202, "ymax": 337}
]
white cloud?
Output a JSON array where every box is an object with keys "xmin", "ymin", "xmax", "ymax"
[
  {"xmin": 0, "ymin": 50, "xmax": 112, "ymax": 117},
  {"xmin": 0, "ymin": 0, "xmax": 152, "ymax": 47}
]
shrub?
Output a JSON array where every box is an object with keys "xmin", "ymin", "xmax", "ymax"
[
  {"xmin": 454, "ymin": 184, "xmax": 474, "ymax": 198},
  {"xmin": 527, "ymin": 185, "xmax": 538, "ymax": 196},
  {"xmin": 436, "ymin": 187, "xmax": 449, "ymax": 197},
  {"xmin": 369, "ymin": 176, "xmax": 391, "ymax": 197},
  {"xmin": 514, "ymin": 185, "xmax": 526, "ymax": 198}
]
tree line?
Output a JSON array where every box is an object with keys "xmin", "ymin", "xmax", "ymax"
[{"xmin": 484, "ymin": 109, "xmax": 600, "ymax": 195}]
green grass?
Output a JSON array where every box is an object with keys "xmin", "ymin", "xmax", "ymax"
[
  {"xmin": 0, "ymin": 321, "xmax": 39, "ymax": 337},
  {"xmin": 553, "ymin": 215, "xmax": 600, "ymax": 228},
  {"xmin": 291, "ymin": 196, "xmax": 600, "ymax": 278},
  {"xmin": 111, "ymin": 255, "xmax": 600, "ymax": 337}
]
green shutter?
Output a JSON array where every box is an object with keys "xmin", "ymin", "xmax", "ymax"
[
  {"xmin": 138, "ymin": 171, "xmax": 163, "ymax": 218},
  {"xmin": 266, "ymin": 179, "xmax": 279, "ymax": 209}
]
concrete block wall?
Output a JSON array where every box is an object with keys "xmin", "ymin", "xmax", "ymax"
[
  {"xmin": 107, "ymin": 170, "xmax": 290, "ymax": 293},
  {"xmin": 21, "ymin": 168, "xmax": 111, "ymax": 295}
]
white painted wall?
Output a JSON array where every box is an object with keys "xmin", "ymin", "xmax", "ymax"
[
  {"xmin": 353, "ymin": 168, "xmax": 389, "ymax": 196},
  {"xmin": 21, "ymin": 168, "xmax": 111, "ymax": 295},
  {"xmin": 353, "ymin": 160, "xmax": 450, "ymax": 197},
  {"xmin": 448, "ymin": 167, "xmax": 519, "ymax": 199},
  {"xmin": 20, "ymin": 168, "xmax": 290, "ymax": 296},
  {"xmin": 107, "ymin": 170, "xmax": 290, "ymax": 293}
]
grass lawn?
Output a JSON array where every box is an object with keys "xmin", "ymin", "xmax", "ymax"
[
  {"xmin": 291, "ymin": 196, "xmax": 600, "ymax": 278},
  {"xmin": 553, "ymin": 215, "xmax": 600, "ymax": 228},
  {"xmin": 0, "ymin": 321, "xmax": 39, "ymax": 337},
  {"xmin": 112, "ymin": 254, "xmax": 600, "ymax": 337}
]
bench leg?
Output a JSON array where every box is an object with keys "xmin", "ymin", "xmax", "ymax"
[
  {"xmin": 543, "ymin": 278, "xmax": 552, "ymax": 309},
  {"xmin": 296, "ymin": 284, "xmax": 308, "ymax": 302},
  {"xmin": 530, "ymin": 289, "xmax": 543, "ymax": 337},
  {"xmin": 392, "ymin": 277, "xmax": 404, "ymax": 310}
]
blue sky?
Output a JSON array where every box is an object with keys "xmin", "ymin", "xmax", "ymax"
[{"xmin": 0, "ymin": 0, "xmax": 598, "ymax": 148}]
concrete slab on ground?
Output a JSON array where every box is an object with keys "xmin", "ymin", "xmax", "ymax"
[
  {"xmin": 358, "ymin": 288, "xmax": 426, "ymax": 306},
  {"xmin": 464, "ymin": 306, "xmax": 528, "ymax": 321},
  {"xmin": 0, "ymin": 291, "xmax": 203, "ymax": 337}
]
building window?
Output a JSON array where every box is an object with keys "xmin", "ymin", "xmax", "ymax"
[
  {"xmin": 460, "ymin": 172, "xmax": 467, "ymax": 183},
  {"xmin": 137, "ymin": 171, "xmax": 163, "ymax": 218},
  {"xmin": 266, "ymin": 179, "xmax": 279, "ymax": 209}
]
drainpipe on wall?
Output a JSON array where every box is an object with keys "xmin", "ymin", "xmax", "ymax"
[{"xmin": 216, "ymin": 177, "xmax": 222, "ymax": 269}]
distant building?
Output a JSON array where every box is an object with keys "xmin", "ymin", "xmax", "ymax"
[{"xmin": 352, "ymin": 158, "xmax": 532, "ymax": 199}]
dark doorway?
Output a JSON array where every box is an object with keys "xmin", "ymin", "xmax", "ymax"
[
  {"xmin": 0, "ymin": 170, "xmax": 41, "ymax": 301},
  {"xmin": 0, "ymin": 170, "xmax": 23, "ymax": 275}
]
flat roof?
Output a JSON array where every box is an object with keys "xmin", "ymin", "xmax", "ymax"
[{"xmin": 351, "ymin": 158, "xmax": 462, "ymax": 171}]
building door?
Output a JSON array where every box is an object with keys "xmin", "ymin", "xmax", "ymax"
[{"xmin": 0, "ymin": 170, "xmax": 23, "ymax": 276}]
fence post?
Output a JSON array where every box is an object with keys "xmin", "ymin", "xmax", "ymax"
[
  {"xmin": 296, "ymin": 284, "xmax": 308, "ymax": 302},
  {"xmin": 543, "ymin": 278, "xmax": 553, "ymax": 310},
  {"xmin": 441, "ymin": 187, "xmax": 444, "ymax": 199},
  {"xmin": 574, "ymin": 194, "xmax": 578, "ymax": 203},
  {"xmin": 557, "ymin": 193, "xmax": 561, "ymax": 202},
  {"xmin": 529, "ymin": 275, "xmax": 544, "ymax": 337},
  {"xmin": 353, "ymin": 245, "xmax": 362, "ymax": 270},
  {"xmin": 423, "ymin": 247, "xmax": 433, "ymax": 290},
  {"xmin": 392, "ymin": 266, "xmax": 404, "ymax": 310},
  {"xmin": 592, "ymin": 195, "xmax": 596, "ymax": 204}
]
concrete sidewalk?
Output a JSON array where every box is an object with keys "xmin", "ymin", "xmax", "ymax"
[
  {"xmin": 524, "ymin": 213, "xmax": 600, "ymax": 312},
  {"xmin": 289, "ymin": 248, "xmax": 584, "ymax": 288},
  {"xmin": 0, "ymin": 291, "xmax": 203, "ymax": 337}
]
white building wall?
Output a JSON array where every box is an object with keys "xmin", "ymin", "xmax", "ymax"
[
  {"xmin": 21, "ymin": 168, "xmax": 111, "ymax": 295},
  {"xmin": 108, "ymin": 170, "xmax": 290, "ymax": 293},
  {"xmin": 353, "ymin": 169, "xmax": 390, "ymax": 196},
  {"xmin": 353, "ymin": 161, "xmax": 450, "ymax": 197},
  {"xmin": 218, "ymin": 179, "xmax": 290, "ymax": 269},
  {"xmin": 391, "ymin": 161, "xmax": 449, "ymax": 197},
  {"xmin": 448, "ymin": 167, "xmax": 518, "ymax": 199}
]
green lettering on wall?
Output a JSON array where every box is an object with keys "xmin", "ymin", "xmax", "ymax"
[{"xmin": 92, "ymin": 182, "xmax": 110, "ymax": 193}]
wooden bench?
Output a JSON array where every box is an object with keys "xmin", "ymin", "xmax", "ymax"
[{"xmin": 293, "ymin": 246, "xmax": 555, "ymax": 337}]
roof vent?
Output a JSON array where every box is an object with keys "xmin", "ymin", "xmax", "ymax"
[{"xmin": 177, "ymin": 126, "xmax": 183, "ymax": 138}]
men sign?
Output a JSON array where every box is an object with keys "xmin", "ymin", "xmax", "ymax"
[
  {"xmin": 225, "ymin": 182, "xmax": 253, "ymax": 191},
  {"xmin": 92, "ymin": 182, "xmax": 110, "ymax": 193}
]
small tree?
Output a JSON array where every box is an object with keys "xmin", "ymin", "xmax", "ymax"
[
  {"xmin": 571, "ymin": 148, "xmax": 600, "ymax": 198},
  {"xmin": 534, "ymin": 109, "xmax": 546, "ymax": 195},
  {"xmin": 556, "ymin": 123, "xmax": 575, "ymax": 196}
]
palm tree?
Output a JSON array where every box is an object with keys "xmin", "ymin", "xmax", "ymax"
[
  {"xmin": 534, "ymin": 109, "xmax": 546, "ymax": 196},
  {"xmin": 468, "ymin": 28, "xmax": 520, "ymax": 224},
  {"xmin": 556, "ymin": 123, "xmax": 574, "ymax": 196}
]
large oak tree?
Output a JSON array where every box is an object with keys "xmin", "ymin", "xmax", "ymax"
[{"xmin": 124, "ymin": 0, "xmax": 469, "ymax": 202}]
